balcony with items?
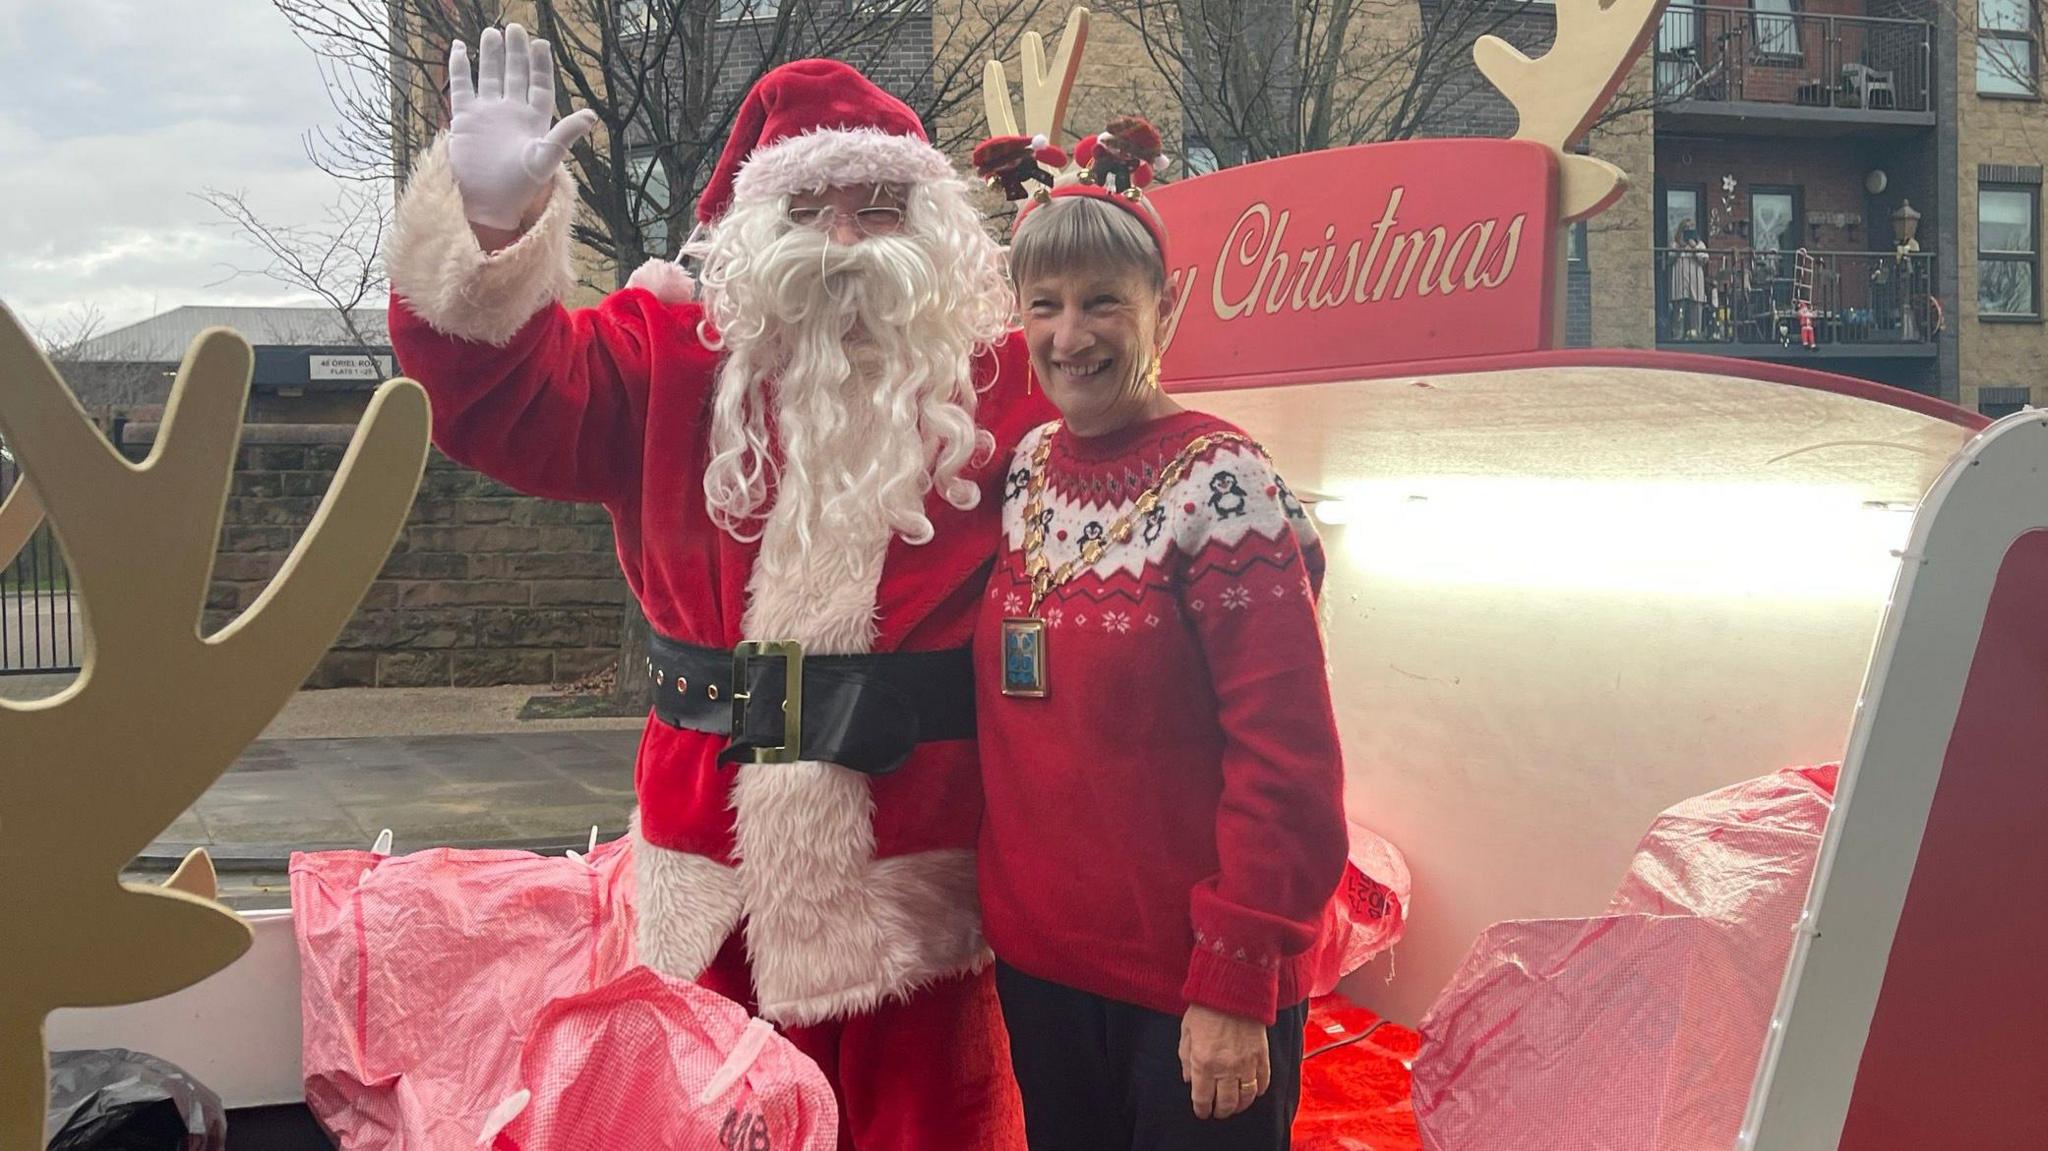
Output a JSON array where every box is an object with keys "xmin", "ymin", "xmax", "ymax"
[
  {"xmin": 1655, "ymin": 245, "xmax": 1941, "ymax": 358},
  {"xmin": 1654, "ymin": 3, "xmax": 1937, "ymax": 137}
]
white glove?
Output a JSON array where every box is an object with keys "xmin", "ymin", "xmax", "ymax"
[{"xmin": 446, "ymin": 24, "xmax": 599, "ymax": 231}]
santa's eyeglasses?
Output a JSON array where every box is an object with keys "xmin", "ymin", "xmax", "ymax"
[{"xmin": 785, "ymin": 205, "xmax": 907, "ymax": 236}]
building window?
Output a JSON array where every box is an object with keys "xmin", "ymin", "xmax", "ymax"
[
  {"xmin": 721, "ymin": 0, "xmax": 780, "ymax": 21},
  {"xmin": 1567, "ymin": 220, "xmax": 1588, "ymax": 265},
  {"xmin": 1750, "ymin": 188, "xmax": 1800, "ymax": 252},
  {"xmin": 1752, "ymin": 0, "xmax": 1802, "ymax": 61},
  {"xmin": 627, "ymin": 152, "xmax": 673, "ymax": 258},
  {"xmin": 1663, "ymin": 186, "xmax": 1703, "ymax": 247},
  {"xmin": 1978, "ymin": 184, "xmax": 2040, "ymax": 317},
  {"xmin": 1655, "ymin": 5, "xmax": 1706, "ymax": 100},
  {"xmin": 617, "ymin": 0, "xmax": 652, "ymax": 37},
  {"xmin": 1978, "ymin": 386, "xmax": 2032, "ymax": 417},
  {"xmin": 1978, "ymin": 0, "xmax": 2037, "ymax": 96},
  {"xmin": 1183, "ymin": 139, "xmax": 1221, "ymax": 176}
]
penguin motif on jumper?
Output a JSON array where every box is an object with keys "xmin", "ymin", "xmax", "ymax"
[
  {"xmin": 1275, "ymin": 477, "xmax": 1306, "ymax": 520},
  {"xmin": 1141, "ymin": 504, "xmax": 1168, "ymax": 545},
  {"xmin": 1208, "ymin": 470, "xmax": 1250, "ymax": 520}
]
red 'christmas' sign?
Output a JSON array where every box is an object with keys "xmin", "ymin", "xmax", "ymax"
[{"xmin": 1147, "ymin": 138, "xmax": 1560, "ymax": 389}]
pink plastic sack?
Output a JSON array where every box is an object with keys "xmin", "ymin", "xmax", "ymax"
[
  {"xmin": 1412, "ymin": 764, "xmax": 1838, "ymax": 1151},
  {"xmin": 483, "ymin": 967, "xmax": 838, "ymax": 1151},
  {"xmin": 291, "ymin": 840, "xmax": 640, "ymax": 1149},
  {"xmin": 1308, "ymin": 819, "xmax": 1414, "ymax": 997}
]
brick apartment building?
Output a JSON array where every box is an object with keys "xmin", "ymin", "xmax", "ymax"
[
  {"xmin": 1629, "ymin": 0, "xmax": 2045, "ymax": 416},
  {"xmin": 1171, "ymin": 0, "xmax": 2039, "ymax": 414}
]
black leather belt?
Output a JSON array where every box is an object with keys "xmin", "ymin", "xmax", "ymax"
[{"xmin": 646, "ymin": 631, "xmax": 976, "ymax": 776}]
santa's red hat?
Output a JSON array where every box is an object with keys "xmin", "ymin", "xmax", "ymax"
[{"xmin": 696, "ymin": 59, "xmax": 952, "ymax": 224}]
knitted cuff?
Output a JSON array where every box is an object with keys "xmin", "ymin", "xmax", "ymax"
[{"xmin": 1182, "ymin": 945, "xmax": 1281, "ymax": 1026}]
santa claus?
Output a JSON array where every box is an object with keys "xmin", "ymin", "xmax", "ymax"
[{"xmin": 385, "ymin": 25, "xmax": 1048, "ymax": 1149}]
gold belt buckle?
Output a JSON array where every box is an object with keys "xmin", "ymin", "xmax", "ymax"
[{"xmin": 731, "ymin": 639, "xmax": 804, "ymax": 764}]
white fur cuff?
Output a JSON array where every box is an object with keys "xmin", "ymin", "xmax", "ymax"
[
  {"xmin": 387, "ymin": 136, "xmax": 578, "ymax": 347},
  {"xmin": 632, "ymin": 818, "xmax": 744, "ymax": 980},
  {"xmin": 732, "ymin": 128, "xmax": 955, "ymax": 203},
  {"xmin": 750, "ymin": 847, "xmax": 992, "ymax": 1027}
]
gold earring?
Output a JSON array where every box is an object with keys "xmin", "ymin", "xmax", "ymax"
[{"xmin": 1143, "ymin": 358, "xmax": 1162, "ymax": 390}]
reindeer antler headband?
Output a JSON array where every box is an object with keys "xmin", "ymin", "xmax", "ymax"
[{"xmin": 974, "ymin": 113, "xmax": 1171, "ymax": 263}]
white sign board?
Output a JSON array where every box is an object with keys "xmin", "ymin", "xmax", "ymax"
[{"xmin": 309, "ymin": 353, "xmax": 394, "ymax": 381}]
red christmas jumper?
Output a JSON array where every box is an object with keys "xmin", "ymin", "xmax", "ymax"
[{"xmin": 974, "ymin": 410, "xmax": 1349, "ymax": 1025}]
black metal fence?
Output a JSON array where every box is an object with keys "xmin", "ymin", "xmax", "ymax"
[{"xmin": 1, "ymin": 444, "xmax": 82, "ymax": 674}]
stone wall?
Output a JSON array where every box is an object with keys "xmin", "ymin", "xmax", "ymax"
[
  {"xmin": 1588, "ymin": 56, "xmax": 1660, "ymax": 350},
  {"xmin": 124, "ymin": 423, "xmax": 627, "ymax": 689}
]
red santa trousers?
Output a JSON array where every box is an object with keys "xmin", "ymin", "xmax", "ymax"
[{"xmin": 694, "ymin": 932, "xmax": 1026, "ymax": 1151}]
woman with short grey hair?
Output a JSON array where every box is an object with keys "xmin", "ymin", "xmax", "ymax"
[{"xmin": 971, "ymin": 121, "xmax": 1349, "ymax": 1150}]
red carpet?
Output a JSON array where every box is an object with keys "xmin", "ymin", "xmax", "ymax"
[{"xmin": 1293, "ymin": 995, "xmax": 1423, "ymax": 1151}]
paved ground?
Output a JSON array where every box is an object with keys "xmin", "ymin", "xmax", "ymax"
[
  {"xmin": 3, "ymin": 675, "xmax": 645, "ymax": 910},
  {"xmin": 147, "ymin": 729, "xmax": 641, "ymax": 859},
  {"xmin": 0, "ymin": 675, "xmax": 644, "ymax": 737},
  {"xmin": 139, "ymin": 728, "xmax": 641, "ymax": 909}
]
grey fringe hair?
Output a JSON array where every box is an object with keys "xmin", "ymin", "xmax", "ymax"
[{"xmin": 1008, "ymin": 194, "xmax": 1167, "ymax": 296}]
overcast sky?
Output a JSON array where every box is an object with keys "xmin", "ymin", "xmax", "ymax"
[{"xmin": 0, "ymin": 0, "xmax": 379, "ymax": 341}]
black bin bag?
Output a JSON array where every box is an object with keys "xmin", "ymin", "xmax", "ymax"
[{"xmin": 44, "ymin": 1049, "xmax": 226, "ymax": 1151}]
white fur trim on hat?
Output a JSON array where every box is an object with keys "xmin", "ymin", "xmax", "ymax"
[
  {"xmin": 388, "ymin": 135, "xmax": 577, "ymax": 347},
  {"xmin": 731, "ymin": 127, "xmax": 955, "ymax": 204}
]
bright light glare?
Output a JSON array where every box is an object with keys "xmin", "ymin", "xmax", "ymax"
[{"xmin": 1326, "ymin": 476, "xmax": 1917, "ymax": 599}]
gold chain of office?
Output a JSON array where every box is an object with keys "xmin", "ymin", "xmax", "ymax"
[{"xmin": 1018, "ymin": 425, "xmax": 1264, "ymax": 615}]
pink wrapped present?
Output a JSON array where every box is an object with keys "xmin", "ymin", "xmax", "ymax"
[
  {"xmin": 482, "ymin": 966, "xmax": 838, "ymax": 1151},
  {"xmin": 1412, "ymin": 765, "xmax": 1837, "ymax": 1151},
  {"xmin": 1308, "ymin": 819, "xmax": 1414, "ymax": 997},
  {"xmin": 291, "ymin": 839, "xmax": 640, "ymax": 1148}
]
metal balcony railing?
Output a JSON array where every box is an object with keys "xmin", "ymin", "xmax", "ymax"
[
  {"xmin": 1656, "ymin": 247, "xmax": 1940, "ymax": 348},
  {"xmin": 1654, "ymin": 5, "xmax": 1934, "ymax": 114}
]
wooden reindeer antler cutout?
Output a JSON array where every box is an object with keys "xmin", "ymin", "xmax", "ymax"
[
  {"xmin": 0, "ymin": 470, "xmax": 44, "ymax": 573},
  {"xmin": 1475, "ymin": 0, "xmax": 1670, "ymax": 221},
  {"xmin": 984, "ymin": 6, "xmax": 1089, "ymax": 149},
  {"xmin": 0, "ymin": 303, "xmax": 430, "ymax": 1147}
]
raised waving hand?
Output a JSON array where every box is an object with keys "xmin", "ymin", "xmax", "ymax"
[{"xmin": 446, "ymin": 23, "xmax": 599, "ymax": 230}]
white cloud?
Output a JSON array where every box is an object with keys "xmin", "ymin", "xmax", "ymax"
[{"xmin": 0, "ymin": 0, "xmax": 389, "ymax": 338}]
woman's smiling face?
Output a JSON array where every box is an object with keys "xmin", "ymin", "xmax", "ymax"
[{"xmin": 1019, "ymin": 266, "xmax": 1173, "ymax": 436}]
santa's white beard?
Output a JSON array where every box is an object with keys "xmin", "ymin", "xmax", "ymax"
[{"xmin": 693, "ymin": 187, "xmax": 1011, "ymax": 589}]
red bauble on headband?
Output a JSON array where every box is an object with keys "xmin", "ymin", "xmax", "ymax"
[{"xmin": 973, "ymin": 115, "xmax": 1171, "ymax": 265}]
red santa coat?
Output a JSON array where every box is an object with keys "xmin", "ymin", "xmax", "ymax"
[{"xmin": 386, "ymin": 139, "xmax": 1050, "ymax": 1025}]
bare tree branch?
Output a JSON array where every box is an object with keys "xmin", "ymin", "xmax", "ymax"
[
  {"xmin": 32, "ymin": 306, "xmax": 111, "ymax": 363},
  {"xmin": 268, "ymin": 0, "xmax": 1055, "ymax": 290},
  {"xmin": 1095, "ymin": 0, "xmax": 1691, "ymax": 170},
  {"xmin": 1926, "ymin": 0, "xmax": 2048, "ymax": 133},
  {"xmin": 197, "ymin": 184, "xmax": 389, "ymax": 363}
]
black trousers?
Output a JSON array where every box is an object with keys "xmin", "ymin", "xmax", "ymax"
[{"xmin": 994, "ymin": 961, "xmax": 1308, "ymax": 1151}]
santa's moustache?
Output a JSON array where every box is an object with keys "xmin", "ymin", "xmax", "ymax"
[{"xmin": 699, "ymin": 216, "xmax": 992, "ymax": 553}]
